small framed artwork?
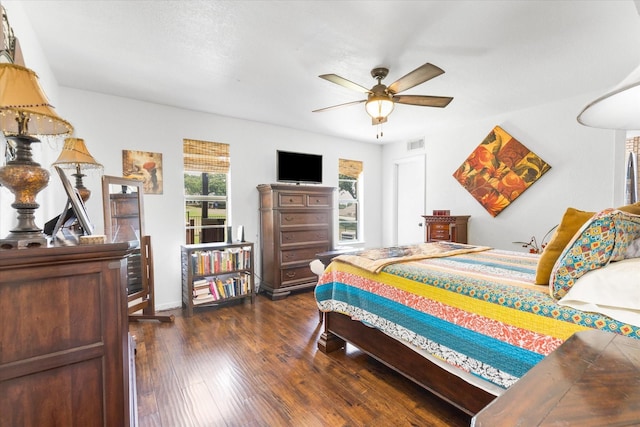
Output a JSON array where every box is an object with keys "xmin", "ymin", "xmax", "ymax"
[
  {"xmin": 122, "ymin": 149, "xmax": 163, "ymax": 194},
  {"xmin": 54, "ymin": 166, "xmax": 94, "ymax": 237}
]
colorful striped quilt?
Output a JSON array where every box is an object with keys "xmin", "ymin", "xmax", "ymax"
[{"xmin": 315, "ymin": 249, "xmax": 640, "ymax": 390}]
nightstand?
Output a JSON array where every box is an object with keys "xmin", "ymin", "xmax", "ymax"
[{"xmin": 422, "ymin": 215, "xmax": 470, "ymax": 244}]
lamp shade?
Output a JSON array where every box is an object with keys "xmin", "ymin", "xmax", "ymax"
[
  {"xmin": 0, "ymin": 63, "xmax": 73, "ymax": 136},
  {"xmin": 53, "ymin": 137, "xmax": 103, "ymax": 170},
  {"xmin": 577, "ymin": 64, "xmax": 640, "ymax": 130},
  {"xmin": 365, "ymin": 94, "xmax": 395, "ymax": 120}
]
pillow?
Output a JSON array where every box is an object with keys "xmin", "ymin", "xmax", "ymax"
[
  {"xmin": 535, "ymin": 207, "xmax": 594, "ymax": 285},
  {"xmin": 550, "ymin": 209, "xmax": 640, "ymax": 299},
  {"xmin": 618, "ymin": 201, "xmax": 640, "ymax": 215},
  {"xmin": 558, "ymin": 258, "xmax": 640, "ymax": 328}
]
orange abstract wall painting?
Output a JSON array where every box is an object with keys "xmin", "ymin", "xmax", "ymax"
[{"xmin": 453, "ymin": 126, "xmax": 551, "ymax": 217}]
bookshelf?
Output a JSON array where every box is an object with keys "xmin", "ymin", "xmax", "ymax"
[{"xmin": 181, "ymin": 241, "xmax": 255, "ymax": 317}]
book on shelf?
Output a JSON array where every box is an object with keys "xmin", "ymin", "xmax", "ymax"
[
  {"xmin": 192, "ymin": 273, "xmax": 251, "ymax": 301},
  {"xmin": 208, "ymin": 280, "xmax": 220, "ymax": 300},
  {"xmin": 193, "ymin": 293, "xmax": 216, "ymax": 305},
  {"xmin": 193, "ymin": 278, "xmax": 208, "ymax": 287},
  {"xmin": 190, "ymin": 247, "xmax": 252, "ymax": 276},
  {"xmin": 193, "ymin": 286, "xmax": 210, "ymax": 297}
]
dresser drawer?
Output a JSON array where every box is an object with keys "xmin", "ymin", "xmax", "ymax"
[
  {"xmin": 280, "ymin": 265, "xmax": 315, "ymax": 286},
  {"xmin": 430, "ymin": 223, "xmax": 450, "ymax": 231},
  {"xmin": 281, "ymin": 229, "xmax": 329, "ymax": 246},
  {"xmin": 278, "ymin": 193, "xmax": 305, "ymax": 207},
  {"xmin": 281, "ymin": 245, "xmax": 329, "ymax": 265},
  {"xmin": 307, "ymin": 194, "xmax": 331, "ymax": 207},
  {"xmin": 430, "ymin": 231, "xmax": 450, "ymax": 240},
  {"xmin": 279, "ymin": 211, "xmax": 329, "ymax": 227},
  {"xmin": 428, "ymin": 221, "xmax": 451, "ymax": 241}
]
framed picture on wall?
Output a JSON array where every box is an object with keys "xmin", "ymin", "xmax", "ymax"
[{"xmin": 122, "ymin": 149, "xmax": 163, "ymax": 194}]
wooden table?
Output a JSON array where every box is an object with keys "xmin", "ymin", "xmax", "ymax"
[{"xmin": 472, "ymin": 329, "xmax": 640, "ymax": 426}]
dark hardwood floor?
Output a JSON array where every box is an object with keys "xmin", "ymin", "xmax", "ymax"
[{"xmin": 130, "ymin": 291, "xmax": 472, "ymax": 426}]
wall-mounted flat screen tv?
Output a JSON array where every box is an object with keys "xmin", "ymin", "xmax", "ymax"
[{"xmin": 277, "ymin": 150, "xmax": 323, "ymax": 184}]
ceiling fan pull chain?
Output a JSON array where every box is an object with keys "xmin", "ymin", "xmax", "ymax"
[{"xmin": 376, "ymin": 122, "xmax": 384, "ymax": 139}]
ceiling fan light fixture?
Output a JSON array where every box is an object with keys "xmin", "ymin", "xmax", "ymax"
[
  {"xmin": 365, "ymin": 94, "xmax": 394, "ymax": 120},
  {"xmin": 314, "ymin": 63, "xmax": 452, "ymax": 133}
]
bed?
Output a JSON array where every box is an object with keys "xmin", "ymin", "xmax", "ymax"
[{"xmin": 315, "ymin": 206, "xmax": 640, "ymax": 416}]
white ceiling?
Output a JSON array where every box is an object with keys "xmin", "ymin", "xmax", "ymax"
[{"xmin": 9, "ymin": 0, "xmax": 640, "ymax": 144}]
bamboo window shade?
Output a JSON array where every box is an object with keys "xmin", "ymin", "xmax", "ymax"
[
  {"xmin": 183, "ymin": 139, "xmax": 230, "ymax": 173},
  {"xmin": 339, "ymin": 159, "xmax": 363, "ymax": 179}
]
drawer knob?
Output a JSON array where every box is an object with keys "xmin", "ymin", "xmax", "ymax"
[
  {"xmin": 286, "ymin": 272, "xmax": 296, "ymax": 278},
  {"xmin": 289, "ymin": 198, "xmax": 294, "ymax": 202},
  {"xmin": 284, "ymin": 216, "xmax": 294, "ymax": 221}
]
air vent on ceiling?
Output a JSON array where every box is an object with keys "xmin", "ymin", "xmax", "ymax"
[{"xmin": 407, "ymin": 138, "xmax": 425, "ymax": 151}]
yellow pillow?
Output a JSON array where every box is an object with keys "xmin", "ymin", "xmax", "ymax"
[
  {"xmin": 618, "ymin": 202, "xmax": 640, "ymax": 215},
  {"xmin": 535, "ymin": 207, "xmax": 594, "ymax": 285}
]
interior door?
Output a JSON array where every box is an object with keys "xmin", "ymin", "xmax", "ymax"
[{"xmin": 395, "ymin": 156, "xmax": 426, "ymax": 246}]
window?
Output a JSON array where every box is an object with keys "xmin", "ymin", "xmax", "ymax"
[
  {"xmin": 338, "ymin": 158, "xmax": 363, "ymax": 242},
  {"xmin": 183, "ymin": 139, "xmax": 230, "ymax": 244}
]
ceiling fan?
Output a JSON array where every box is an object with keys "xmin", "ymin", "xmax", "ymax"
[{"xmin": 313, "ymin": 62, "xmax": 453, "ymax": 132}]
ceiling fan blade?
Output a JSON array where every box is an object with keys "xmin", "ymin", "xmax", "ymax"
[
  {"xmin": 319, "ymin": 74, "xmax": 371, "ymax": 94},
  {"xmin": 312, "ymin": 99, "xmax": 366, "ymax": 113},
  {"xmin": 393, "ymin": 95, "xmax": 453, "ymax": 108},
  {"xmin": 387, "ymin": 63, "xmax": 445, "ymax": 94}
]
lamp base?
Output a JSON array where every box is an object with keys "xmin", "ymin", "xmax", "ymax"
[
  {"xmin": 0, "ymin": 230, "xmax": 48, "ymax": 250},
  {"xmin": 0, "ymin": 134, "xmax": 50, "ymax": 250}
]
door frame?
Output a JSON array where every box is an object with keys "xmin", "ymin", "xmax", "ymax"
[{"xmin": 393, "ymin": 154, "xmax": 426, "ymax": 246}]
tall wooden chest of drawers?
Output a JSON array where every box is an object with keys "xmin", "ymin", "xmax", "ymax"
[
  {"xmin": 258, "ymin": 184, "xmax": 335, "ymax": 300},
  {"xmin": 422, "ymin": 215, "xmax": 470, "ymax": 244}
]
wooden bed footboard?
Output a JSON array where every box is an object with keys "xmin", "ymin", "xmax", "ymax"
[{"xmin": 318, "ymin": 311, "xmax": 497, "ymax": 416}]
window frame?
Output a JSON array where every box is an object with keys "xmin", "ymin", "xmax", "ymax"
[
  {"xmin": 338, "ymin": 158, "xmax": 363, "ymax": 244},
  {"xmin": 183, "ymin": 140, "xmax": 230, "ymax": 244}
]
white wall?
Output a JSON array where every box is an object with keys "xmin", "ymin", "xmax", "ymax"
[
  {"xmin": 23, "ymin": 87, "xmax": 381, "ymax": 310},
  {"xmin": 382, "ymin": 93, "xmax": 627, "ymax": 251}
]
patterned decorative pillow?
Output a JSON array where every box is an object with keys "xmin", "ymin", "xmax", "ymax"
[
  {"xmin": 549, "ymin": 209, "xmax": 640, "ymax": 299},
  {"xmin": 535, "ymin": 207, "xmax": 594, "ymax": 285}
]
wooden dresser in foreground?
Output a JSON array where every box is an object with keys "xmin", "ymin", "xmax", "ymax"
[
  {"xmin": 0, "ymin": 243, "xmax": 135, "ymax": 426},
  {"xmin": 422, "ymin": 215, "xmax": 470, "ymax": 244},
  {"xmin": 258, "ymin": 184, "xmax": 335, "ymax": 300},
  {"xmin": 472, "ymin": 329, "xmax": 640, "ymax": 426}
]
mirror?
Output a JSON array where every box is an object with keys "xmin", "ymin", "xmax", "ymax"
[
  {"xmin": 102, "ymin": 175, "xmax": 173, "ymax": 323},
  {"xmin": 102, "ymin": 175, "xmax": 144, "ymax": 245}
]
